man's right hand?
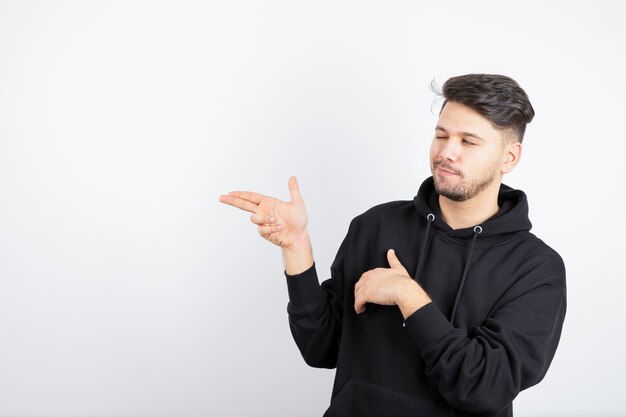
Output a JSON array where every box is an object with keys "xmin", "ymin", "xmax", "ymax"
[{"xmin": 219, "ymin": 176, "xmax": 309, "ymax": 251}]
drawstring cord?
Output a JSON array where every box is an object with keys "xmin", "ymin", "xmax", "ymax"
[
  {"xmin": 449, "ymin": 225, "xmax": 483, "ymax": 325},
  {"xmin": 403, "ymin": 213, "xmax": 434, "ymax": 328},
  {"xmin": 413, "ymin": 213, "xmax": 435, "ymax": 281},
  {"xmin": 403, "ymin": 214, "xmax": 482, "ymax": 328}
]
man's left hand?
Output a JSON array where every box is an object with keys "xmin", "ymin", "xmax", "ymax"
[{"xmin": 354, "ymin": 249, "xmax": 431, "ymax": 318}]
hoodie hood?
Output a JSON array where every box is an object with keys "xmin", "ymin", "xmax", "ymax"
[{"xmin": 413, "ymin": 177, "xmax": 532, "ymax": 243}]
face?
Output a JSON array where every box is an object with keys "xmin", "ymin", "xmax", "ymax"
[{"xmin": 430, "ymin": 101, "xmax": 516, "ymax": 202}]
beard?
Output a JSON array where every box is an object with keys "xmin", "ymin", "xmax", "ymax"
[{"xmin": 431, "ymin": 160, "xmax": 500, "ymax": 202}]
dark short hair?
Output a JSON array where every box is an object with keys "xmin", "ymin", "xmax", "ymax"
[{"xmin": 439, "ymin": 74, "xmax": 535, "ymax": 142}]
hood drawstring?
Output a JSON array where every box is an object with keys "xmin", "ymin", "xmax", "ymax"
[
  {"xmin": 403, "ymin": 214, "xmax": 482, "ymax": 328},
  {"xmin": 403, "ymin": 213, "xmax": 435, "ymax": 328},
  {"xmin": 450, "ymin": 225, "xmax": 483, "ymax": 325},
  {"xmin": 413, "ymin": 213, "xmax": 435, "ymax": 282}
]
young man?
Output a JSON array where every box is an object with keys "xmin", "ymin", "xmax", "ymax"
[{"xmin": 219, "ymin": 74, "xmax": 566, "ymax": 416}]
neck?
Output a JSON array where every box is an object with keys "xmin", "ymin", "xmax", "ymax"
[{"xmin": 438, "ymin": 182, "xmax": 501, "ymax": 230}]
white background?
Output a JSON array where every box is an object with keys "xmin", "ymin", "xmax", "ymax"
[{"xmin": 1, "ymin": 1, "xmax": 624, "ymax": 416}]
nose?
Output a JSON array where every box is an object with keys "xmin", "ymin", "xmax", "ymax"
[{"xmin": 438, "ymin": 138, "xmax": 460, "ymax": 161}]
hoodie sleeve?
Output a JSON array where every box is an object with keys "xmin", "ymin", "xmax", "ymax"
[
  {"xmin": 284, "ymin": 233, "xmax": 348, "ymax": 369},
  {"xmin": 405, "ymin": 252, "xmax": 567, "ymax": 413}
]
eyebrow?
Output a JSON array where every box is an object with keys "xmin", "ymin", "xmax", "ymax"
[{"xmin": 435, "ymin": 126, "xmax": 485, "ymax": 141}]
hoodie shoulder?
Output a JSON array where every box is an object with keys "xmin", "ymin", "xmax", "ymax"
[
  {"xmin": 345, "ymin": 200, "xmax": 418, "ymax": 241},
  {"xmin": 504, "ymin": 231, "xmax": 567, "ymax": 293},
  {"xmin": 355, "ymin": 200, "xmax": 416, "ymax": 223},
  {"xmin": 520, "ymin": 233, "xmax": 566, "ymax": 271}
]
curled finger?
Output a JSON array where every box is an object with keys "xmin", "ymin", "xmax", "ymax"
[
  {"xmin": 257, "ymin": 223, "xmax": 283, "ymax": 236},
  {"xmin": 354, "ymin": 298, "xmax": 367, "ymax": 314},
  {"xmin": 250, "ymin": 213, "xmax": 277, "ymax": 226}
]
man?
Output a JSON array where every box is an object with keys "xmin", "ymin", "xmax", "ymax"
[{"xmin": 219, "ymin": 74, "xmax": 566, "ymax": 416}]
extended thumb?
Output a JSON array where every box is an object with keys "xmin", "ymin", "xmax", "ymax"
[
  {"xmin": 288, "ymin": 176, "xmax": 303, "ymax": 202},
  {"xmin": 388, "ymin": 249, "xmax": 408, "ymax": 274},
  {"xmin": 387, "ymin": 249, "xmax": 400, "ymax": 266}
]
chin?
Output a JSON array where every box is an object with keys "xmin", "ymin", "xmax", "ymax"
[
  {"xmin": 434, "ymin": 184, "xmax": 465, "ymax": 202},
  {"xmin": 437, "ymin": 188, "xmax": 470, "ymax": 202},
  {"xmin": 433, "ymin": 177, "xmax": 473, "ymax": 202}
]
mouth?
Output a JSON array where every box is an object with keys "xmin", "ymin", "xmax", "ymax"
[{"xmin": 434, "ymin": 163, "xmax": 461, "ymax": 176}]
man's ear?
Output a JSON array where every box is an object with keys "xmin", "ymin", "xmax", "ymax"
[{"xmin": 501, "ymin": 141, "xmax": 522, "ymax": 174}]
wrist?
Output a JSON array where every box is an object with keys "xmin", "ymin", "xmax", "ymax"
[
  {"xmin": 396, "ymin": 279, "xmax": 431, "ymax": 319},
  {"xmin": 282, "ymin": 231, "xmax": 314, "ymax": 276},
  {"xmin": 282, "ymin": 230, "xmax": 311, "ymax": 253}
]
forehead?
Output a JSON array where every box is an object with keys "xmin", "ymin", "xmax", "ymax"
[{"xmin": 437, "ymin": 101, "xmax": 501, "ymax": 139}]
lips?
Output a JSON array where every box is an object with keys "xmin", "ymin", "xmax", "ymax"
[{"xmin": 434, "ymin": 162, "xmax": 461, "ymax": 176}]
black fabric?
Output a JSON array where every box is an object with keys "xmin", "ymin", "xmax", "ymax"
[{"xmin": 285, "ymin": 177, "xmax": 566, "ymax": 416}]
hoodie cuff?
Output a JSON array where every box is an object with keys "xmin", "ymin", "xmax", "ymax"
[
  {"xmin": 285, "ymin": 263, "xmax": 324, "ymax": 308},
  {"xmin": 405, "ymin": 302, "xmax": 455, "ymax": 350}
]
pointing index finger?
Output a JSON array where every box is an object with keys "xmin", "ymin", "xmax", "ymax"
[
  {"xmin": 218, "ymin": 194, "xmax": 259, "ymax": 214},
  {"xmin": 227, "ymin": 191, "xmax": 265, "ymax": 204}
]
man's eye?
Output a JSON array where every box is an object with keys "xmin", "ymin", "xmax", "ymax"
[
  {"xmin": 463, "ymin": 140, "xmax": 476, "ymax": 145},
  {"xmin": 435, "ymin": 136, "xmax": 447, "ymax": 140}
]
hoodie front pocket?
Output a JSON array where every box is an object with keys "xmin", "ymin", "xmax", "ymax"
[{"xmin": 324, "ymin": 378, "xmax": 454, "ymax": 417}]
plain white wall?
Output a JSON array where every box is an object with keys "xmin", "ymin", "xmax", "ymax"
[{"xmin": 0, "ymin": 1, "xmax": 624, "ymax": 416}]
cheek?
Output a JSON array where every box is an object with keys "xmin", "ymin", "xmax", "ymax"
[
  {"xmin": 472, "ymin": 150, "xmax": 503, "ymax": 172},
  {"xmin": 429, "ymin": 141, "xmax": 438, "ymax": 161}
]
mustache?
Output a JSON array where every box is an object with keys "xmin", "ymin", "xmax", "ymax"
[{"xmin": 433, "ymin": 160, "xmax": 462, "ymax": 175}]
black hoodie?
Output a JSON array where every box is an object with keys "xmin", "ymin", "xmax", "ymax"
[{"xmin": 285, "ymin": 177, "xmax": 566, "ymax": 417}]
